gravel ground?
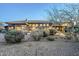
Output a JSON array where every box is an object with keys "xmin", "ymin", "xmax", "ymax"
[
  {"xmin": 0, "ymin": 41, "xmax": 79, "ymax": 56},
  {"xmin": 0, "ymin": 33, "xmax": 79, "ymax": 56}
]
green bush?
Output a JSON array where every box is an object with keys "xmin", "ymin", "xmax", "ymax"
[
  {"xmin": 49, "ymin": 29, "xmax": 57, "ymax": 35},
  {"xmin": 5, "ymin": 30, "xmax": 24, "ymax": 43},
  {"xmin": 46, "ymin": 36, "xmax": 55, "ymax": 41}
]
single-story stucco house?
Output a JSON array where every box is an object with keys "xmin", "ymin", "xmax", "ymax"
[{"xmin": 3, "ymin": 20, "xmax": 72, "ymax": 33}]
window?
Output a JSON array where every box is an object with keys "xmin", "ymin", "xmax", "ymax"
[
  {"xmin": 36, "ymin": 24, "xmax": 38, "ymax": 27},
  {"xmin": 40, "ymin": 24, "xmax": 42, "ymax": 26},
  {"xmin": 9, "ymin": 27, "xmax": 14, "ymax": 30},
  {"xmin": 33, "ymin": 24, "xmax": 35, "ymax": 27},
  {"xmin": 43, "ymin": 24, "xmax": 46, "ymax": 26},
  {"xmin": 29, "ymin": 24, "xmax": 32, "ymax": 26},
  {"xmin": 15, "ymin": 26, "xmax": 21, "ymax": 30},
  {"xmin": 47, "ymin": 24, "xmax": 49, "ymax": 26}
]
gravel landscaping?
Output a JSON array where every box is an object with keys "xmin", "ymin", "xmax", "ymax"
[{"xmin": 0, "ymin": 33, "xmax": 79, "ymax": 56}]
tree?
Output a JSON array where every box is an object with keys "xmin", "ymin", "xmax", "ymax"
[
  {"xmin": 65, "ymin": 4, "xmax": 79, "ymax": 41},
  {"xmin": 46, "ymin": 7, "xmax": 62, "ymax": 24},
  {"xmin": 47, "ymin": 4, "xmax": 79, "ymax": 27},
  {"xmin": 46, "ymin": 4, "xmax": 79, "ymax": 41}
]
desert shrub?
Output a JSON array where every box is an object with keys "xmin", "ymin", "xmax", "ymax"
[
  {"xmin": 30, "ymin": 29, "xmax": 44, "ymax": 41},
  {"xmin": 46, "ymin": 36, "xmax": 55, "ymax": 41},
  {"xmin": 65, "ymin": 33, "xmax": 72, "ymax": 40},
  {"xmin": 73, "ymin": 33, "xmax": 79, "ymax": 42},
  {"xmin": 25, "ymin": 32, "xmax": 27, "ymax": 35},
  {"xmin": 22, "ymin": 31, "xmax": 27, "ymax": 35},
  {"xmin": 5, "ymin": 30, "xmax": 24, "ymax": 43},
  {"xmin": 43, "ymin": 30, "xmax": 50, "ymax": 37},
  {"xmin": 65, "ymin": 32, "xmax": 79, "ymax": 42},
  {"xmin": 65, "ymin": 35, "xmax": 72, "ymax": 40},
  {"xmin": 65, "ymin": 32, "xmax": 75, "ymax": 40},
  {"xmin": 49, "ymin": 29, "xmax": 57, "ymax": 35}
]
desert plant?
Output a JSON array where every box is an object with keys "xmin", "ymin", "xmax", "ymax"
[
  {"xmin": 65, "ymin": 35, "xmax": 72, "ymax": 40},
  {"xmin": 72, "ymin": 33, "xmax": 79, "ymax": 42},
  {"xmin": 65, "ymin": 33, "xmax": 72, "ymax": 40},
  {"xmin": 64, "ymin": 32, "xmax": 79, "ymax": 42},
  {"xmin": 5, "ymin": 30, "xmax": 24, "ymax": 43},
  {"xmin": 22, "ymin": 31, "xmax": 27, "ymax": 35},
  {"xmin": 30, "ymin": 29, "xmax": 44, "ymax": 41},
  {"xmin": 49, "ymin": 28, "xmax": 57, "ymax": 35},
  {"xmin": 46, "ymin": 36, "xmax": 55, "ymax": 41},
  {"xmin": 43, "ymin": 30, "xmax": 50, "ymax": 37}
]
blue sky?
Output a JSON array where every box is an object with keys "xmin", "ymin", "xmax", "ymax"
[{"xmin": 0, "ymin": 3, "xmax": 66, "ymax": 22}]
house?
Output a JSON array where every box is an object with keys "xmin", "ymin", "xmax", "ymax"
[
  {"xmin": 5, "ymin": 20, "xmax": 27, "ymax": 32},
  {"xmin": 5, "ymin": 20, "xmax": 72, "ymax": 33}
]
